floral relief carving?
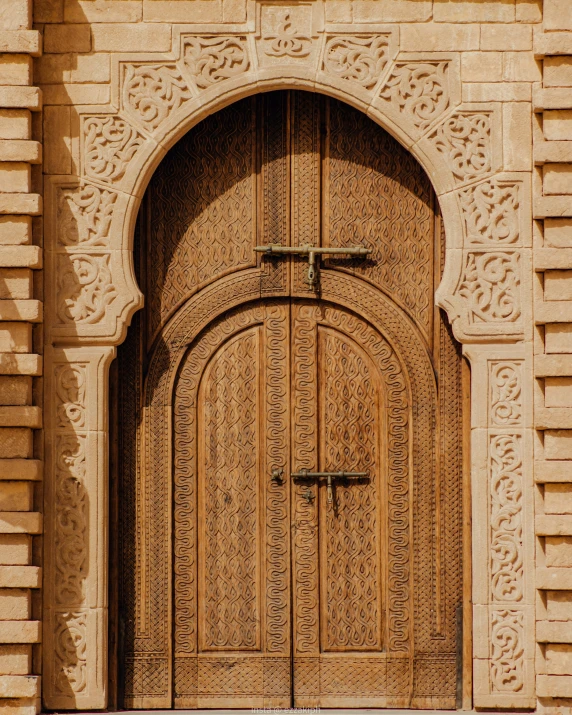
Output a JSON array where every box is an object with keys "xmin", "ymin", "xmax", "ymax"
[
  {"xmin": 122, "ymin": 63, "xmax": 192, "ymax": 132},
  {"xmin": 54, "ymin": 434, "xmax": 88, "ymax": 607},
  {"xmin": 83, "ymin": 116, "xmax": 145, "ymax": 184},
  {"xmin": 55, "ymin": 364, "xmax": 87, "ymax": 430},
  {"xmin": 490, "ymin": 609, "xmax": 524, "ymax": 693},
  {"xmin": 379, "ymin": 61, "xmax": 450, "ymax": 131},
  {"xmin": 460, "ymin": 180, "xmax": 520, "ymax": 246},
  {"xmin": 183, "ymin": 36, "xmax": 250, "ymax": 89},
  {"xmin": 458, "ymin": 252, "xmax": 521, "ymax": 324},
  {"xmin": 323, "ymin": 36, "xmax": 389, "ymax": 89},
  {"xmin": 58, "ymin": 185, "xmax": 117, "ymax": 248},
  {"xmin": 489, "ymin": 434, "xmax": 523, "ymax": 603},
  {"xmin": 54, "ymin": 611, "xmax": 88, "ymax": 695},
  {"xmin": 490, "ymin": 362, "xmax": 522, "ymax": 427},
  {"xmin": 57, "ymin": 253, "xmax": 117, "ymax": 325},
  {"xmin": 263, "ymin": 10, "xmax": 312, "ymax": 58},
  {"xmin": 430, "ymin": 112, "xmax": 492, "ymax": 184}
]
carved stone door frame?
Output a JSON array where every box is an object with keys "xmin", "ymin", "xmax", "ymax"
[{"xmin": 43, "ymin": 9, "xmax": 534, "ymax": 710}]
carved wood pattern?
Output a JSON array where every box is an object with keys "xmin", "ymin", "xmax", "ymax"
[{"xmin": 114, "ymin": 91, "xmax": 463, "ymax": 709}]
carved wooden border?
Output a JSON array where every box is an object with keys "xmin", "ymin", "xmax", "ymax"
[{"xmin": 43, "ymin": 10, "xmax": 535, "ymax": 709}]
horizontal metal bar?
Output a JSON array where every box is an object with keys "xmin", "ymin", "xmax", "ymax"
[
  {"xmin": 291, "ymin": 470, "xmax": 369, "ymax": 480},
  {"xmin": 254, "ymin": 244, "xmax": 371, "ymax": 257}
]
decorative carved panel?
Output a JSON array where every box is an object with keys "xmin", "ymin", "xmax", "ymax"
[{"xmin": 114, "ymin": 91, "xmax": 463, "ymax": 709}]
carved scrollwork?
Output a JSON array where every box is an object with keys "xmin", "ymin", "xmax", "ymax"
[
  {"xmin": 263, "ymin": 11, "xmax": 312, "ymax": 58},
  {"xmin": 57, "ymin": 253, "xmax": 117, "ymax": 325},
  {"xmin": 460, "ymin": 180, "xmax": 520, "ymax": 245},
  {"xmin": 490, "ymin": 362, "xmax": 522, "ymax": 427},
  {"xmin": 83, "ymin": 116, "xmax": 145, "ymax": 184},
  {"xmin": 122, "ymin": 63, "xmax": 192, "ymax": 132},
  {"xmin": 458, "ymin": 252, "xmax": 521, "ymax": 324},
  {"xmin": 323, "ymin": 36, "xmax": 389, "ymax": 89},
  {"xmin": 54, "ymin": 611, "xmax": 88, "ymax": 695},
  {"xmin": 183, "ymin": 36, "xmax": 250, "ymax": 88},
  {"xmin": 490, "ymin": 609, "xmax": 524, "ymax": 693},
  {"xmin": 430, "ymin": 112, "xmax": 492, "ymax": 184},
  {"xmin": 489, "ymin": 434, "xmax": 523, "ymax": 603},
  {"xmin": 55, "ymin": 364, "xmax": 87, "ymax": 430},
  {"xmin": 58, "ymin": 184, "xmax": 117, "ymax": 248},
  {"xmin": 379, "ymin": 61, "xmax": 450, "ymax": 131}
]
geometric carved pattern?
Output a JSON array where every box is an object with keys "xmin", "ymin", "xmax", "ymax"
[
  {"xmin": 57, "ymin": 184, "xmax": 117, "ymax": 248},
  {"xmin": 56, "ymin": 253, "xmax": 117, "ymax": 325},
  {"xmin": 323, "ymin": 35, "xmax": 390, "ymax": 89},
  {"xmin": 430, "ymin": 111, "xmax": 493, "ymax": 184},
  {"xmin": 83, "ymin": 116, "xmax": 145, "ymax": 184},
  {"xmin": 183, "ymin": 36, "xmax": 250, "ymax": 88},
  {"xmin": 460, "ymin": 180, "xmax": 521, "ymax": 245},
  {"xmin": 459, "ymin": 252, "xmax": 521, "ymax": 325}
]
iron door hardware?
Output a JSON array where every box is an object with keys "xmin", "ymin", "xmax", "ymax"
[
  {"xmin": 254, "ymin": 244, "xmax": 372, "ymax": 286},
  {"xmin": 291, "ymin": 469, "xmax": 369, "ymax": 505}
]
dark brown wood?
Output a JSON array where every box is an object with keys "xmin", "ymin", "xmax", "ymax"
[{"xmin": 111, "ymin": 90, "xmax": 465, "ymax": 709}]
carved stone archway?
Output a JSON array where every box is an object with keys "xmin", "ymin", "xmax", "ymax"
[{"xmin": 43, "ymin": 9, "xmax": 534, "ymax": 710}]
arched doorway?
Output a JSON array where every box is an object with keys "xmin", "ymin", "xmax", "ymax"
[{"xmin": 110, "ymin": 90, "xmax": 465, "ymax": 709}]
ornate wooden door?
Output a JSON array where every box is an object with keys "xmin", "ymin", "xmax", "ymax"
[{"xmin": 113, "ymin": 91, "xmax": 464, "ymax": 710}]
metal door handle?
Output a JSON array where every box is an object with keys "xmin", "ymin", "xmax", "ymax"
[{"xmin": 291, "ymin": 469, "xmax": 369, "ymax": 504}]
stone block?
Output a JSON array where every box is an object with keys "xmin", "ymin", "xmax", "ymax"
[
  {"xmin": 503, "ymin": 52, "xmax": 541, "ymax": 82},
  {"xmin": 547, "ymin": 591, "xmax": 572, "ymax": 620},
  {"xmin": 0, "ymin": 195, "xmax": 41, "ymax": 216},
  {"xmin": 545, "ymin": 58, "xmax": 572, "ymax": 88},
  {"xmin": 400, "ymin": 23, "xmax": 480, "ymax": 52},
  {"xmin": 0, "ymin": 698, "xmax": 37, "ymax": 715},
  {"xmin": 0, "ymin": 408, "xmax": 40, "ymax": 429},
  {"xmin": 545, "ymin": 430, "xmax": 572, "ymax": 460},
  {"xmin": 537, "ymin": 514, "xmax": 572, "ymax": 535},
  {"xmin": 463, "ymin": 82, "xmax": 531, "ymax": 102},
  {"xmin": 434, "ymin": 0, "xmax": 515, "ymax": 22},
  {"xmin": 0, "ymin": 590, "xmax": 30, "ymax": 621},
  {"xmin": 34, "ymin": 0, "xmax": 63, "ymax": 23},
  {"xmin": 0, "ymin": 88, "xmax": 40, "ymax": 111},
  {"xmin": 545, "ymin": 0, "xmax": 572, "ymax": 31},
  {"xmin": 545, "ymin": 164, "xmax": 572, "ymax": 195},
  {"xmin": 546, "ymin": 272, "xmax": 572, "ymax": 301},
  {"xmin": 536, "ymin": 460, "xmax": 572, "ymax": 482},
  {"xmin": 0, "ymin": 356, "xmax": 41, "ymax": 377},
  {"xmin": 0, "ymin": 378, "xmax": 31, "ymax": 406},
  {"xmin": 0, "ymin": 56, "xmax": 31, "ymax": 87},
  {"xmin": 546, "ymin": 377, "xmax": 572, "ymax": 408},
  {"xmin": 536, "ymin": 88, "xmax": 572, "ymax": 110},
  {"xmin": 548, "ymin": 645, "xmax": 572, "ymax": 675},
  {"xmin": 352, "ymin": 0, "xmax": 432, "ymax": 22},
  {"xmin": 0, "ymin": 536, "xmax": 30, "ymax": 565},
  {"xmin": 516, "ymin": 0, "xmax": 542, "ymax": 22},
  {"xmin": 0, "ymin": 675, "xmax": 37, "ymax": 698},
  {"xmin": 0, "ymin": 218, "xmax": 30, "ymax": 246},
  {"xmin": 481, "ymin": 24, "xmax": 532, "ymax": 51},
  {"xmin": 0, "ymin": 621, "xmax": 39, "ymax": 644},
  {"xmin": 0, "ymin": 324, "xmax": 32, "ymax": 354},
  {"xmin": 0, "ymin": 112, "xmax": 29, "ymax": 142},
  {"xmin": 0, "ymin": 484, "xmax": 32, "ymax": 512},
  {"xmin": 43, "ymin": 106, "xmax": 70, "ymax": 176},
  {"xmin": 69, "ymin": 52, "xmax": 110, "ymax": 84},
  {"xmin": 0, "ymin": 0, "xmax": 31, "ymax": 30},
  {"xmin": 0, "ymin": 141, "xmax": 40, "ymax": 164},
  {"xmin": 0, "ymin": 270, "xmax": 31, "ymax": 299},
  {"xmin": 91, "ymin": 22, "xmax": 171, "ymax": 52},
  {"xmin": 0, "ymin": 249, "xmax": 38, "ymax": 271},
  {"xmin": 44, "ymin": 23, "xmax": 90, "ymax": 53},
  {"xmin": 142, "ymin": 0, "xmax": 223, "ymax": 23},
  {"xmin": 0, "ymin": 166, "xmax": 29, "ymax": 195},
  {"xmin": 538, "ymin": 619, "xmax": 572, "ymax": 642},
  {"xmin": 0, "ymin": 645, "xmax": 31, "ymax": 674},
  {"xmin": 42, "ymin": 83, "xmax": 110, "ymax": 105},
  {"xmin": 538, "ymin": 675, "xmax": 572, "ymax": 698},
  {"xmin": 0, "ymin": 461, "xmax": 40, "ymax": 481},
  {"xmin": 0, "ymin": 32, "xmax": 40, "ymax": 57},
  {"xmin": 546, "ymin": 221, "xmax": 572, "ymax": 250},
  {"xmin": 0, "ymin": 513, "xmax": 40, "ymax": 535},
  {"xmin": 503, "ymin": 102, "xmax": 532, "ymax": 171},
  {"xmin": 34, "ymin": 53, "xmax": 70, "ymax": 84},
  {"xmin": 546, "ymin": 536, "xmax": 572, "ymax": 567},
  {"xmin": 222, "ymin": 0, "xmax": 246, "ymax": 22},
  {"xmin": 546, "ymin": 484, "xmax": 572, "ymax": 513},
  {"xmin": 65, "ymin": 0, "xmax": 142, "ymax": 22},
  {"xmin": 461, "ymin": 52, "xmax": 503, "ymax": 82},
  {"xmin": 0, "ymin": 302, "xmax": 42, "ymax": 323},
  {"xmin": 0, "ymin": 430, "xmax": 31, "ymax": 459},
  {"xmin": 542, "ymin": 323, "xmax": 572, "ymax": 352}
]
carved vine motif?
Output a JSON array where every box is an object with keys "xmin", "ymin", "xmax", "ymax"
[
  {"xmin": 458, "ymin": 252, "xmax": 521, "ymax": 324},
  {"xmin": 490, "ymin": 434, "xmax": 523, "ymax": 603},
  {"xmin": 54, "ymin": 434, "xmax": 88, "ymax": 607},
  {"xmin": 263, "ymin": 11, "xmax": 312, "ymax": 58},
  {"xmin": 54, "ymin": 611, "xmax": 88, "ymax": 695},
  {"xmin": 490, "ymin": 362, "xmax": 522, "ymax": 427},
  {"xmin": 83, "ymin": 116, "xmax": 145, "ymax": 184},
  {"xmin": 58, "ymin": 185, "xmax": 117, "ymax": 248},
  {"xmin": 323, "ymin": 36, "xmax": 389, "ymax": 89},
  {"xmin": 460, "ymin": 180, "xmax": 520, "ymax": 245},
  {"xmin": 379, "ymin": 62, "xmax": 450, "ymax": 131},
  {"xmin": 183, "ymin": 36, "xmax": 250, "ymax": 89},
  {"xmin": 55, "ymin": 364, "xmax": 87, "ymax": 430},
  {"xmin": 431, "ymin": 112, "xmax": 492, "ymax": 184},
  {"xmin": 490, "ymin": 609, "xmax": 524, "ymax": 693},
  {"xmin": 122, "ymin": 63, "xmax": 192, "ymax": 132},
  {"xmin": 57, "ymin": 254, "xmax": 117, "ymax": 324}
]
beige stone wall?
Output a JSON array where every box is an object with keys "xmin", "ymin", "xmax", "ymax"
[{"xmin": 0, "ymin": 0, "xmax": 563, "ymax": 711}]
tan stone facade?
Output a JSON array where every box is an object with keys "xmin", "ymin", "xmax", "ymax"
[{"xmin": 0, "ymin": 0, "xmax": 570, "ymax": 711}]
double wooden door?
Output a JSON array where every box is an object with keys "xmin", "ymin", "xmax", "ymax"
[{"xmin": 113, "ymin": 91, "xmax": 464, "ymax": 709}]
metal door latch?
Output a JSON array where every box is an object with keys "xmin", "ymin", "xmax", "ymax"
[
  {"xmin": 254, "ymin": 244, "xmax": 371, "ymax": 287},
  {"xmin": 292, "ymin": 469, "xmax": 369, "ymax": 505}
]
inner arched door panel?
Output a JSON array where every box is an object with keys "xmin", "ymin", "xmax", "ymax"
[{"xmin": 112, "ymin": 90, "xmax": 463, "ymax": 710}]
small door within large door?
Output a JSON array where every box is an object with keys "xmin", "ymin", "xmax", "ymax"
[{"xmin": 113, "ymin": 90, "xmax": 464, "ymax": 710}]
